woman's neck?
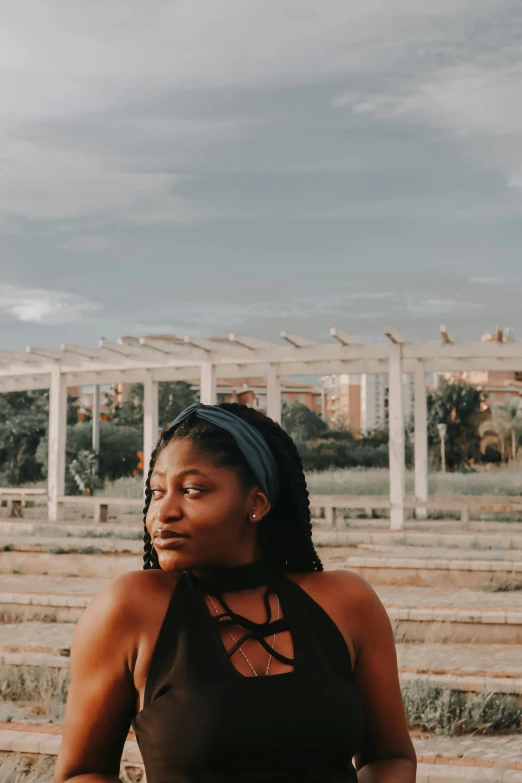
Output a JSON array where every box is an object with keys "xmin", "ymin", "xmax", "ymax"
[{"xmin": 188, "ymin": 557, "xmax": 273, "ymax": 594}]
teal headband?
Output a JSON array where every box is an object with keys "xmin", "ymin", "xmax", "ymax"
[{"xmin": 169, "ymin": 402, "xmax": 279, "ymax": 504}]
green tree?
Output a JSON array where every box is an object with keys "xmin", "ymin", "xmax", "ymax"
[
  {"xmin": 36, "ymin": 422, "xmax": 143, "ymax": 493},
  {"xmin": 281, "ymin": 401, "xmax": 328, "ymax": 442},
  {"xmin": 427, "ymin": 378, "xmax": 486, "ymax": 469},
  {"xmin": 0, "ymin": 390, "xmax": 49, "ymax": 485},
  {"xmin": 69, "ymin": 450, "xmax": 104, "ymax": 495},
  {"xmin": 0, "ymin": 390, "xmax": 86, "ymax": 486},
  {"xmin": 479, "ymin": 399, "xmax": 522, "ymax": 462},
  {"xmin": 107, "ymin": 381, "xmax": 197, "ymax": 431}
]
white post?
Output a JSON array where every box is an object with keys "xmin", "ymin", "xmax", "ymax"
[
  {"xmin": 200, "ymin": 362, "xmax": 216, "ymax": 405},
  {"xmin": 143, "ymin": 373, "xmax": 159, "ymax": 480},
  {"xmin": 388, "ymin": 344, "xmax": 405, "ymax": 530},
  {"xmin": 48, "ymin": 368, "xmax": 67, "ymax": 521},
  {"xmin": 92, "ymin": 385, "xmax": 100, "ymax": 473},
  {"xmin": 413, "ymin": 362, "xmax": 428, "ymax": 520},
  {"xmin": 437, "ymin": 423, "xmax": 447, "ymax": 474},
  {"xmin": 266, "ymin": 364, "xmax": 281, "ymax": 422}
]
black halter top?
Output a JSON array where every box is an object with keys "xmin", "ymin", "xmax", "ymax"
[{"xmin": 132, "ymin": 560, "xmax": 363, "ymax": 782}]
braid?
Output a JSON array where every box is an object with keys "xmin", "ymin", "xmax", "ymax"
[
  {"xmin": 142, "ymin": 402, "xmax": 323, "ymax": 573},
  {"xmin": 143, "ymin": 443, "xmax": 161, "ymax": 570}
]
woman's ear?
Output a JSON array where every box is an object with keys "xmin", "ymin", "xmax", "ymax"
[{"xmin": 249, "ymin": 488, "xmax": 271, "ymax": 523}]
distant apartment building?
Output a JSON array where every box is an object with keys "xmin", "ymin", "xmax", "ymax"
[
  {"xmin": 72, "ymin": 378, "xmax": 322, "ymax": 420},
  {"xmin": 213, "ymin": 377, "xmax": 322, "ymax": 415},
  {"xmin": 321, "ymin": 373, "xmax": 413, "ymax": 433},
  {"xmin": 68, "ymin": 384, "xmax": 114, "ymax": 417},
  {"xmin": 436, "ymin": 329, "xmax": 522, "ymax": 408}
]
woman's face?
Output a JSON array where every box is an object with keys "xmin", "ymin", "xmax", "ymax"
[{"xmin": 146, "ymin": 438, "xmax": 266, "ymax": 572}]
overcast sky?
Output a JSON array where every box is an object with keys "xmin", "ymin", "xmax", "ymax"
[{"xmin": 1, "ymin": 0, "xmax": 522, "ymax": 351}]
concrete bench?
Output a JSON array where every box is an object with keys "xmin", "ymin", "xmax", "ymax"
[
  {"xmin": 308, "ymin": 494, "xmax": 522, "ymax": 529},
  {"xmin": 57, "ymin": 496, "xmax": 143, "ymax": 523},
  {"xmin": 0, "ymin": 489, "xmax": 47, "ymax": 518}
]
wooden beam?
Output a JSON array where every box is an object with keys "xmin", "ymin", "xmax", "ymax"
[
  {"xmin": 440, "ymin": 325, "xmax": 454, "ymax": 344},
  {"xmin": 0, "ymin": 350, "xmax": 41, "ymax": 364},
  {"xmin": 329, "ymin": 328, "xmax": 362, "ymax": 346},
  {"xmin": 384, "ymin": 326, "xmax": 406, "ymax": 344},
  {"xmin": 48, "ymin": 367, "xmax": 67, "ymax": 522},
  {"xmin": 280, "ymin": 331, "xmax": 318, "ymax": 348},
  {"xmin": 26, "ymin": 347, "xmax": 61, "ymax": 361},
  {"xmin": 228, "ymin": 334, "xmax": 280, "ymax": 350},
  {"xmin": 388, "ymin": 344, "xmax": 405, "ymax": 530},
  {"xmin": 138, "ymin": 337, "xmax": 184, "ymax": 354},
  {"xmin": 184, "ymin": 336, "xmax": 219, "ymax": 352}
]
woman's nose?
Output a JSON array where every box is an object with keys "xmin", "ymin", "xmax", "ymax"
[{"xmin": 155, "ymin": 493, "xmax": 183, "ymax": 523}]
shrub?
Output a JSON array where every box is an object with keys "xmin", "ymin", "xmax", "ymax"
[
  {"xmin": 37, "ymin": 422, "xmax": 142, "ymax": 492},
  {"xmin": 402, "ymin": 680, "xmax": 522, "ymax": 735}
]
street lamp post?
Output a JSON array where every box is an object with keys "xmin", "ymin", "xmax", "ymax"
[{"xmin": 437, "ymin": 423, "xmax": 447, "ymax": 474}]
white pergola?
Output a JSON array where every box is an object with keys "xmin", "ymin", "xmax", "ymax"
[{"xmin": 1, "ymin": 326, "xmax": 519, "ymax": 528}]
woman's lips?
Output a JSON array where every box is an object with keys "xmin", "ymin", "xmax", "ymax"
[{"xmin": 154, "ymin": 530, "xmax": 189, "ymax": 549}]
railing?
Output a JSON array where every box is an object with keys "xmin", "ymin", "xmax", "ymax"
[
  {"xmin": 2, "ymin": 490, "xmax": 522, "ymax": 526},
  {"xmin": 308, "ymin": 494, "xmax": 522, "ymax": 529},
  {"xmin": 56, "ymin": 496, "xmax": 143, "ymax": 523},
  {"xmin": 0, "ymin": 488, "xmax": 47, "ymax": 518}
]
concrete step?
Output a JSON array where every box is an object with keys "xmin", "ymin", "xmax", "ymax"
[
  {"xmin": 0, "ymin": 521, "xmax": 142, "ymax": 537},
  {"xmin": 0, "ymin": 574, "xmax": 108, "ymax": 621},
  {"xmin": 332, "ymin": 518, "xmax": 522, "ymax": 534},
  {"xmin": 344, "ymin": 548, "xmax": 522, "ymax": 589},
  {"xmin": 4, "ymin": 640, "xmax": 522, "ymax": 698},
  {"xmin": 0, "ymin": 724, "xmax": 140, "ymax": 783},
  {"xmin": 0, "ymin": 549, "xmax": 140, "ymax": 577},
  {"xmin": 315, "ymin": 529, "xmax": 522, "ymax": 550},
  {"xmin": 0, "ymin": 534, "xmax": 143, "ymax": 553},
  {"xmin": 1, "ymin": 574, "xmax": 522, "ymax": 641},
  {"xmin": 397, "ymin": 642, "xmax": 522, "ymax": 694},
  {"xmin": 376, "ymin": 584, "xmax": 522, "ymax": 643},
  {"xmin": 0, "ymin": 622, "xmax": 73, "ymax": 656},
  {"xmin": 0, "ymin": 725, "xmax": 520, "ymax": 783}
]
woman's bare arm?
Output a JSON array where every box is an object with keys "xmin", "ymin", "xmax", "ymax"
[
  {"xmin": 345, "ymin": 573, "xmax": 416, "ymax": 782},
  {"xmin": 53, "ymin": 571, "xmax": 143, "ymax": 783}
]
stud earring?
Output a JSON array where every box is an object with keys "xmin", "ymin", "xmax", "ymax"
[{"xmin": 252, "ymin": 513, "xmax": 257, "ymax": 519}]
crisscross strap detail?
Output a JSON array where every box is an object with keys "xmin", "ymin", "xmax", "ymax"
[{"xmin": 209, "ymin": 586, "xmax": 295, "ymax": 667}]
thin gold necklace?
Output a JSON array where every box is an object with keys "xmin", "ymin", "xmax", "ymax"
[{"xmin": 206, "ymin": 592, "xmax": 280, "ymax": 677}]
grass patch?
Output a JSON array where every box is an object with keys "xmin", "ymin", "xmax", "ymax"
[
  {"xmin": 0, "ymin": 610, "xmax": 59, "ymax": 623},
  {"xmin": 0, "ymin": 664, "xmax": 69, "ymax": 722},
  {"xmin": 0, "ymin": 753, "xmax": 55, "ymax": 783},
  {"xmin": 480, "ymin": 577, "xmax": 522, "ymax": 592},
  {"xmin": 402, "ymin": 680, "xmax": 522, "ymax": 735},
  {"xmin": 306, "ymin": 466, "xmax": 522, "ymax": 498},
  {"xmin": 75, "ymin": 545, "xmax": 104, "ymax": 555}
]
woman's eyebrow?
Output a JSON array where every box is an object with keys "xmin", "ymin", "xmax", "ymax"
[{"xmin": 178, "ymin": 468, "xmax": 211, "ymax": 479}]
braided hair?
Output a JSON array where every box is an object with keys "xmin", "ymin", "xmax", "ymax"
[{"xmin": 142, "ymin": 402, "xmax": 323, "ymax": 573}]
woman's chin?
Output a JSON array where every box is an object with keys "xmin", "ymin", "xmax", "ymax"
[{"xmin": 155, "ymin": 549, "xmax": 193, "ymax": 572}]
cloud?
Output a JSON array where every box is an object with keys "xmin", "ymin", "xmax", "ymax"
[
  {"xmin": 330, "ymin": 1, "xmax": 522, "ymax": 184},
  {"xmin": 54, "ymin": 235, "xmax": 114, "ymax": 253},
  {"xmin": 402, "ymin": 296, "xmax": 482, "ymax": 317},
  {"xmin": 0, "ymin": 0, "xmax": 493, "ymax": 228},
  {"xmin": 470, "ymin": 276, "xmax": 510, "ymax": 285},
  {"xmin": 0, "ymin": 284, "xmax": 100, "ymax": 324}
]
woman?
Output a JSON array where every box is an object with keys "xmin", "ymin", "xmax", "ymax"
[{"xmin": 54, "ymin": 402, "xmax": 416, "ymax": 783}]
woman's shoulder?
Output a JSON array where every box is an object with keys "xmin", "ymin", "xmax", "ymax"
[
  {"xmin": 287, "ymin": 569, "xmax": 383, "ymax": 631},
  {"xmin": 289, "ymin": 567, "xmax": 375, "ymax": 605},
  {"xmin": 87, "ymin": 569, "xmax": 181, "ymax": 639},
  {"xmin": 105, "ymin": 567, "xmax": 181, "ymax": 611}
]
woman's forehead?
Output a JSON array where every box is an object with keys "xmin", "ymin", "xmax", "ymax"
[{"xmin": 154, "ymin": 438, "xmax": 217, "ymax": 474}]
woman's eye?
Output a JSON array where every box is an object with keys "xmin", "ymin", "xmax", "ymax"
[
  {"xmin": 151, "ymin": 489, "xmax": 163, "ymax": 499},
  {"xmin": 184, "ymin": 487, "xmax": 202, "ymax": 496}
]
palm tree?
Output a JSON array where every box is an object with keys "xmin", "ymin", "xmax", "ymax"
[{"xmin": 479, "ymin": 398, "xmax": 522, "ymax": 462}]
